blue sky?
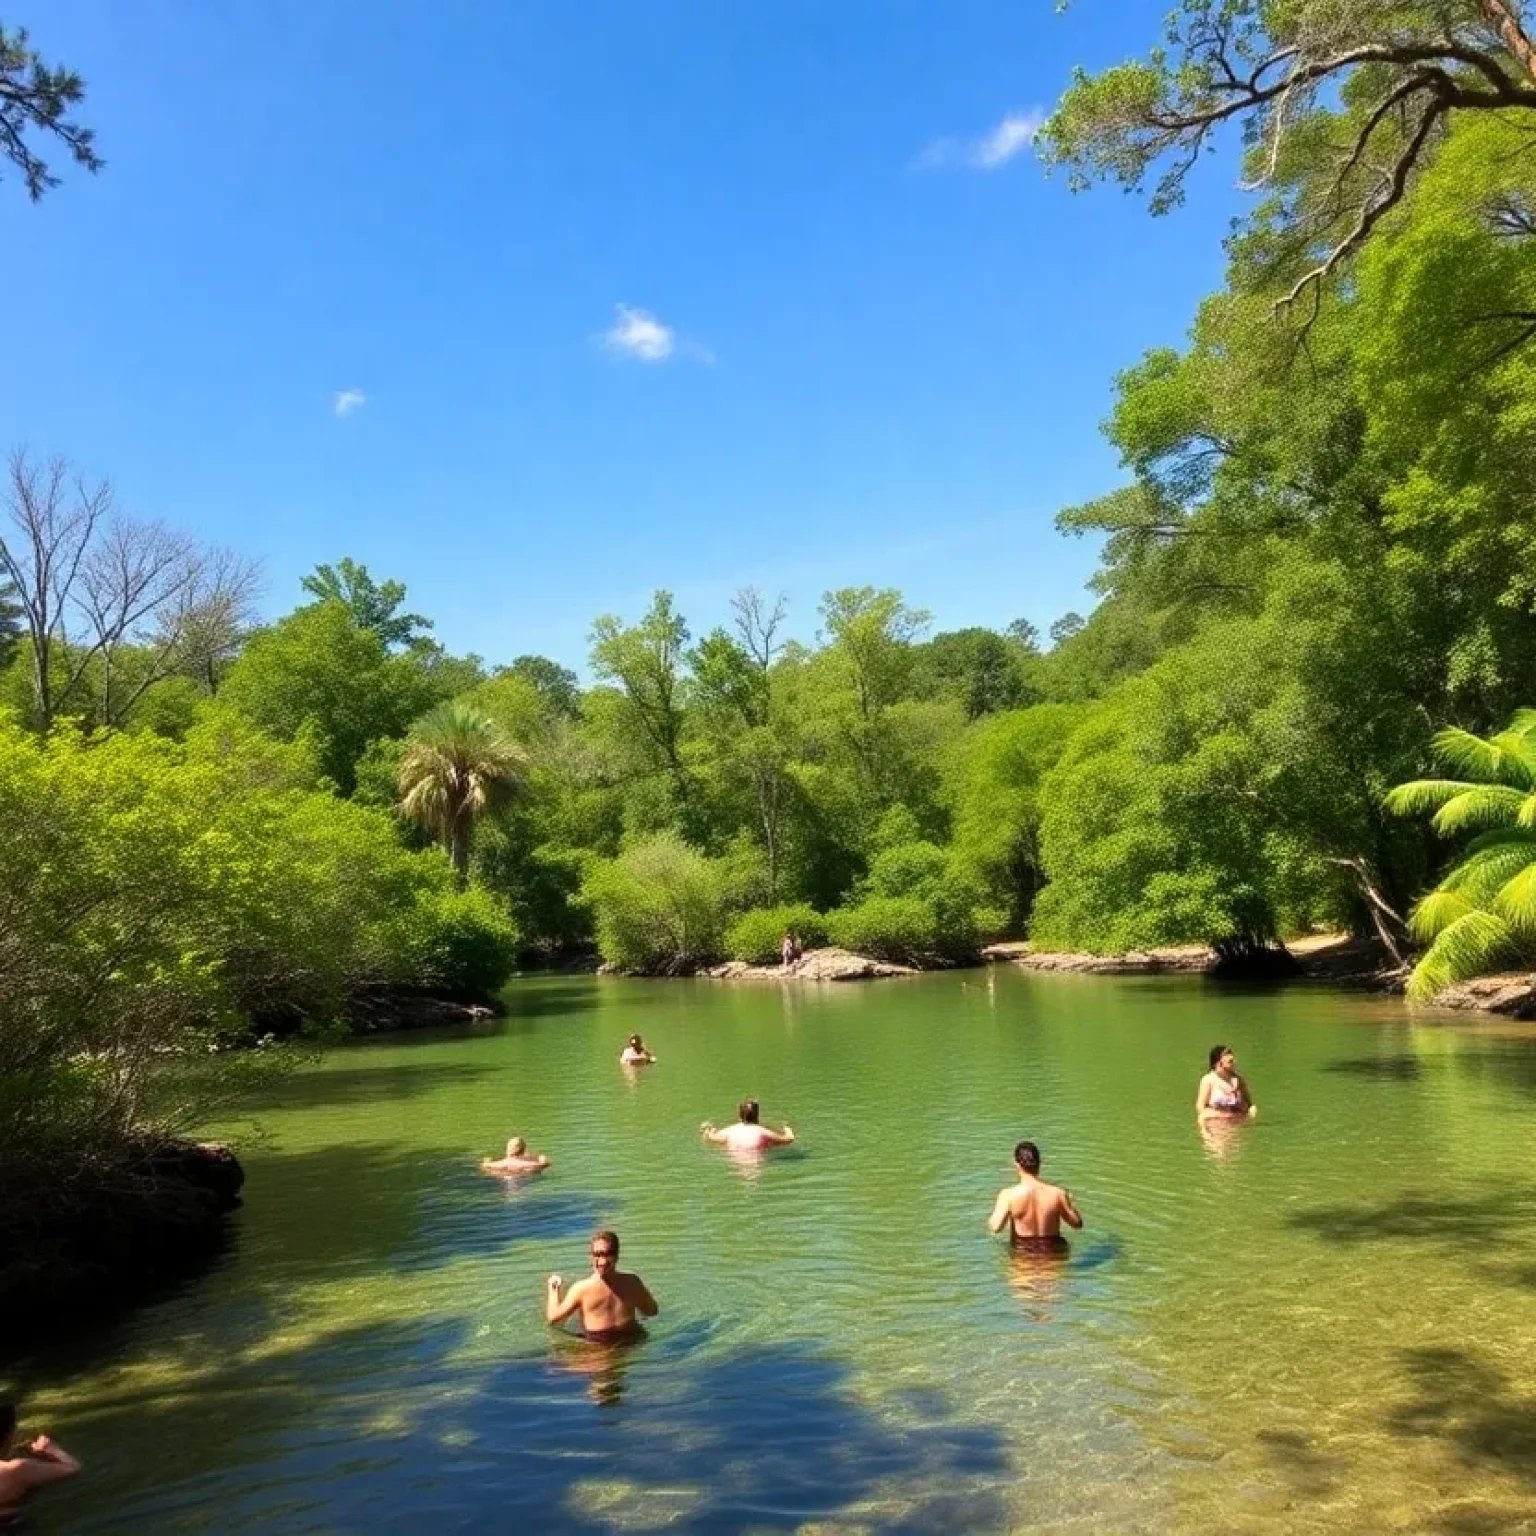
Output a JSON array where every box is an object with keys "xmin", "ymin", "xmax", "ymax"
[{"xmin": 1, "ymin": 1, "xmax": 1244, "ymax": 671}]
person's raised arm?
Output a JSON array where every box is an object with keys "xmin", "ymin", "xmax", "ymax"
[
  {"xmin": 629, "ymin": 1275, "xmax": 659, "ymax": 1317},
  {"xmin": 988, "ymin": 1188, "xmax": 1013, "ymax": 1235},
  {"xmin": 545, "ymin": 1274, "xmax": 583, "ymax": 1326},
  {"xmin": 18, "ymin": 1436, "xmax": 81, "ymax": 1486},
  {"xmin": 1060, "ymin": 1189, "xmax": 1084, "ymax": 1230}
]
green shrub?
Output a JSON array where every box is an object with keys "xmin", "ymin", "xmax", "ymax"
[
  {"xmin": 582, "ymin": 833, "xmax": 728, "ymax": 973},
  {"xmin": 827, "ymin": 895, "xmax": 942, "ymax": 962},
  {"xmin": 724, "ymin": 904, "xmax": 829, "ymax": 963},
  {"xmin": 388, "ymin": 885, "xmax": 520, "ymax": 997}
]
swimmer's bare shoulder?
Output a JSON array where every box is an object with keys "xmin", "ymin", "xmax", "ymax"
[{"xmin": 1049, "ymin": 1182, "xmax": 1084, "ymax": 1229}]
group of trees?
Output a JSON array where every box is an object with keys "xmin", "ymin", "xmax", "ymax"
[{"xmin": 12, "ymin": 0, "xmax": 1536, "ymax": 1097}]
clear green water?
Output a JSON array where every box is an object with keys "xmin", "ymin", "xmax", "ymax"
[{"xmin": 12, "ymin": 969, "xmax": 1536, "ymax": 1533}]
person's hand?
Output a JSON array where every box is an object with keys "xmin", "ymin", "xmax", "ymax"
[
  {"xmin": 1248, "ymin": 1105, "xmax": 1259, "ymax": 1119},
  {"xmin": 782, "ymin": 1125, "xmax": 795, "ymax": 1139},
  {"xmin": 547, "ymin": 1274, "xmax": 563, "ymax": 1293},
  {"xmin": 700, "ymin": 1121, "xmax": 715, "ymax": 1136},
  {"xmin": 28, "ymin": 1436, "xmax": 52, "ymax": 1456}
]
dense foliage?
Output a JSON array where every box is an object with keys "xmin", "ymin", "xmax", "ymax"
[{"xmin": 8, "ymin": 6, "xmax": 1536, "ymax": 1194}]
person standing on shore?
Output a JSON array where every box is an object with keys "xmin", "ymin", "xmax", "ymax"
[{"xmin": 0, "ymin": 1403, "xmax": 81, "ymax": 1513}]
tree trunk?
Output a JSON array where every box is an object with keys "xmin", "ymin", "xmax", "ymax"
[
  {"xmin": 1482, "ymin": 1, "xmax": 1536, "ymax": 86},
  {"xmin": 449, "ymin": 817, "xmax": 471, "ymax": 892}
]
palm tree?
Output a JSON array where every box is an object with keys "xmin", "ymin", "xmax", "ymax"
[
  {"xmin": 398, "ymin": 702, "xmax": 526, "ymax": 889},
  {"xmin": 1385, "ymin": 709, "xmax": 1536, "ymax": 998}
]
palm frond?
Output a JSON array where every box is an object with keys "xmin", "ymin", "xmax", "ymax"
[
  {"xmin": 1406, "ymin": 908, "xmax": 1518, "ymax": 1000},
  {"xmin": 1435, "ymin": 840, "xmax": 1536, "ymax": 907},
  {"xmin": 1407, "ymin": 888, "xmax": 1473, "ymax": 943},
  {"xmin": 1429, "ymin": 785, "xmax": 1529, "ymax": 838},
  {"xmin": 1492, "ymin": 860, "xmax": 1536, "ymax": 944},
  {"xmin": 1431, "ymin": 726, "xmax": 1536, "ymax": 790},
  {"xmin": 1384, "ymin": 778, "xmax": 1475, "ymax": 818}
]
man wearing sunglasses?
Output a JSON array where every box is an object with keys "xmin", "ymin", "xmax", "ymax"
[{"xmin": 545, "ymin": 1230, "xmax": 658, "ymax": 1341}]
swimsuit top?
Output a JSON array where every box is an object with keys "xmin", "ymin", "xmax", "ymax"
[{"xmin": 1208, "ymin": 1072, "xmax": 1245, "ymax": 1112}]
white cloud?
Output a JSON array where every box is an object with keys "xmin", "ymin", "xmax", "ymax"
[
  {"xmin": 916, "ymin": 108, "xmax": 1046, "ymax": 172},
  {"xmin": 602, "ymin": 305, "xmax": 676, "ymax": 362},
  {"xmin": 333, "ymin": 388, "xmax": 367, "ymax": 417}
]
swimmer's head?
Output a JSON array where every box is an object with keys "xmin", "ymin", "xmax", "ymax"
[
  {"xmin": 590, "ymin": 1229, "xmax": 619, "ymax": 1273},
  {"xmin": 738, "ymin": 1099, "xmax": 761, "ymax": 1124},
  {"xmin": 507, "ymin": 1136, "xmax": 526, "ymax": 1157},
  {"xmin": 0, "ymin": 1402, "xmax": 14, "ymax": 1453},
  {"xmin": 1013, "ymin": 1140, "xmax": 1041, "ymax": 1175},
  {"xmin": 628, "ymin": 1035, "xmax": 643, "ymax": 1050},
  {"xmin": 1209, "ymin": 1044, "xmax": 1233, "ymax": 1070}
]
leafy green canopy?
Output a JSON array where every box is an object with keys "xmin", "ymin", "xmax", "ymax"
[{"xmin": 0, "ymin": 710, "xmax": 517, "ymax": 1180}]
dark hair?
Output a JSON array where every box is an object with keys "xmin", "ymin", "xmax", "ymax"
[
  {"xmin": 1013, "ymin": 1140, "xmax": 1040, "ymax": 1174},
  {"xmin": 0, "ymin": 1403, "xmax": 14, "ymax": 1444},
  {"xmin": 592, "ymin": 1228, "xmax": 619, "ymax": 1258},
  {"xmin": 628, "ymin": 1035, "xmax": 643, "ymax": 1049},
  {"xmin": 738, "ymin": 1099, "xmax": 760, "ymax": 1124},
  {"xmin": 1209, "ymin": 1044, "xmax": 1230, "ymax": 1069}
]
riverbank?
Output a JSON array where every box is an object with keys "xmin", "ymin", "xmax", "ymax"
[
  {"xmin": 982, "ymin": 934, "xmax": 1397, "ymax": 985},
  {"xmin": 0, "ymin": 1139, "xmax": 244, "ymax": 1363}
]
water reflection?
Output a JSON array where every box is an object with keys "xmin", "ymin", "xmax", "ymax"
[
  {"xmin": 549, "ymin": 1330, "xmax": 645, "ymax": 1407},
  {"xmin": 1006, "ymin": 1237, "xmax": 1071, "ymax": 1315},
  {"xmin": 1198, "ymin": 1115, "xmax": 1250, "ymax": 1161}
]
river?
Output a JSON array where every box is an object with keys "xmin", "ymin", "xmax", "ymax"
[{"xmin": 13, "ymin": 969, "xmax": 1536, "ymax": 1532}]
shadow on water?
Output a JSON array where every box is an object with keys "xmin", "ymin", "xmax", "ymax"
[
  {"xmin": 38, "ymin": 1313, "xmax": 1010, "ymax": 1535},
  {"xmin": 246, "ymin": 1143, "xmax": 608, "ymax": 1284},
  {"xmin": 1454, "ymin": 1039, "xmax": 1536, "ymax": 1100},
  {"xmin": 1253, "ymin": 1427, "xmax": 1347, "ymax": 1502},
  {"xmin": 252, "ymin": 1062, "xmax": 499, "ymax": 1112},
  {"xmin": 1385, "ymin": 1345, "xmax": 1536, "ymax": 1530},
  {"xmin": 500, "ymin": 981, "xmax": 610, "ymax": 1023},
  {"xmin": 1286, "ymin": 1185, "xmax": 1536, "ymax": 1293},
  {"xmin": 1323, "ymin": 1054, "xmax": 1423, "ymax": 1081}
]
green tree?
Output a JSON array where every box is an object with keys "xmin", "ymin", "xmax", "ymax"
[
  {"xmin": 1041, "ymin": 1, "xmax": 1536, "ymax": 317},
  {"xmin": 947, "ymin": 703, "xmax": 1085, "ymax": 931},
  {"xmin": 220, "ymin": 603, "xmax": 435, "ymax": 792},
  {"xmin": 589, "ymin": 591, "xmax": 695, "ymax": 827},
  {"xmin": 301, "ymin": 558, "xmax": 433, "ymax": 649},
  {"xmin": 581, "ymin": 832, "xmax": 728, "ymax": 973},
  {"xmin": 912, "ymin": 627, "xmax": 1035, "ymax": 719},
  {"xmin": 506, "ymin": 654, "xmax": 581, "ymax": 717},
  {"xmin": 398, "ymin": 701, "xmax": 526, "ymax": 889},
  {"xmin": 1386, "ymin": 709, "xmax": 1536, "ymax": 998},
  {"xmin": 1, "ymin": 23, "xmax": 100, "ymax": 200}
]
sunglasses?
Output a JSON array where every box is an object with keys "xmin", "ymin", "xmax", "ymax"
[{"xmin": 591, "ymin": 1249, "xmax": 615, "ymax": 1259}]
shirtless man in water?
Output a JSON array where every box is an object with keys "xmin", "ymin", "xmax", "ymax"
[
  {"xmin": 0, "ymin": 1403, "xmax": 80, "ymax": 1514},
  {"xmin": 701, "ymin": 1099, "xmax": 795, "ymax": 1153},
  {"xmin": 988, "ymin": 1141, "xmax": 1083, "ymax": 1245},
  {"xmin": 546, "ymin": 1230, "xmax": 658, "ymax": 1340},
  {"xmin": 480, "ymin": 1135, "xmax": 550, "ymax": 1175}
]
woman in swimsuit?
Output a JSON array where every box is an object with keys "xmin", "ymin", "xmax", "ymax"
[{"xmin": 1196, "ymin": 1043, "xmax": 1257, "ymax": 1121}]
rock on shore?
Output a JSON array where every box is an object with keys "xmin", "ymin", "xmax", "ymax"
[
  {"xmin": 1433, "ymin": 973, "xmax": 1536, "ymax": 1018},
  {"xmin": 703, "ymin": 947, "xmax": 918, "ymax": 982}
]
